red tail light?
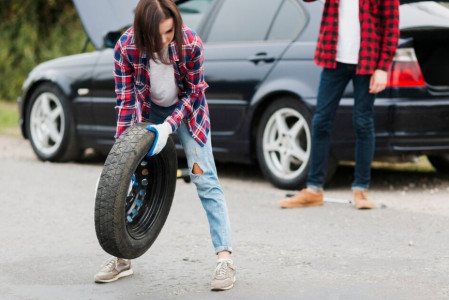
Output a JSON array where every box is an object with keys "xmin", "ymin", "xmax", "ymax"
[{"xmin": 387, "ymin": 48, "xmax": 426, "ymax": 87}]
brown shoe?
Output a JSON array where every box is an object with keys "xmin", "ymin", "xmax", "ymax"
[
  {"xmin": 280, "ymin": 188, "xmax": 324, "ymax": 208},
  {"xmin": 353, "ymin": 190, "xmax": 374, "ymax": 209}
]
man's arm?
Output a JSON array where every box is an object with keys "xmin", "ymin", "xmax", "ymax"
[
  {"xmin": 370, "ymin": 0, "xmax": 400, "ymax": 94},
  {"xmin": 376, "ymin": 0, "xmax": 400, "ymax": 72}
]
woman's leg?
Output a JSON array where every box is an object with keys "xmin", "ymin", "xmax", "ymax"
[{"xmin": 176, "ymin": 121, "xmax": 232, "ymax": 254}]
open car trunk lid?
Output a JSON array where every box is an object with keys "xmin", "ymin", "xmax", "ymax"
[
  {"xmin": 400, "ymin": 1, "xmax": 449, "ymax": 91},
  {"xmin": 72, "ymin": 0, "xmax": 189, "ymax": 50}
]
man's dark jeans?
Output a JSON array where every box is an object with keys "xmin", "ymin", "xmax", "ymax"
[{"xmin": 307, "ymin": 62, "xmax": 376, "ymax": 190}]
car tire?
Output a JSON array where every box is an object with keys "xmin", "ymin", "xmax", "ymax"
[
  {"xmin": 25, "ymin": 83, "xmax": 82, "ymax": 162},
  {"xmin": 427, "ymin": 154, "xmax": 449, "ymax": 173},
  {"xmin": 94, "ymin": 123, "xmax": 177, "ymax": 259},
  {"xmin": 256, "ymin": 97, "xmax": 337, "ymax": 190}
]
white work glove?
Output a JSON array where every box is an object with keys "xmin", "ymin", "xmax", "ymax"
[{"xmin": 146, "ymin": 122, "xmax": 172, "ymax": 156}]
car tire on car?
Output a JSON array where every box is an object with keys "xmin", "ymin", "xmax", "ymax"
[
  {"xmin": 256, "ymin": 97, "xmax": 337, "ymax": 190},
  {"xmin": 427, "ymin": 154, "xmax": 449, "ymax": 173},
  {"xmin": 94, "ymin": 123, "xmax": 177, "ymax": 259},
  {"xmin": 25, "ymin": 83, "xmax": 82, "ymax": 162}
]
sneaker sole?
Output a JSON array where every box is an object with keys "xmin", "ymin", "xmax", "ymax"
[
  {"xmin": 211, "ymin": 275, "xmax": 236, "ymax": 291},
  {"xmin": 355, "ymin": 204, "xmax": 374, "ymax": 209},
  {"xmin": 94, "ymin": 269, "xmax": 134, "ymax": 283},
  {"xmin": 354, "ymin": 200, "xmax": 374, "ymax": 209}
]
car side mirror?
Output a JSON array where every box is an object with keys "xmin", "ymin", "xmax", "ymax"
[{"xmin": 103, "ymin": 31, "xmax": 122, "ymax": 49}]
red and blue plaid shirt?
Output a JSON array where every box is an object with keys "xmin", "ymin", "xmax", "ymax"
[
  {"xmin": 114, "ymin": 25, "xmax": 210, "ymax": 146},
  {"xmin": 305, "ymin": 0, "xmax": 400, "ymax": 74}
]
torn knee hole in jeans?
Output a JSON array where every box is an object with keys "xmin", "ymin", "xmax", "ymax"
[{"xmin": 192, "ymin": 163, "xmax": 204, "ymax": 175}]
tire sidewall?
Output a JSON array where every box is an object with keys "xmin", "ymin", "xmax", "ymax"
[
  {"xmin": 428, "ymin": 154, "xmax": 449, "ymax": 173},
  {"xmin": 117, "ymin": 138, "xmax": 176, "ymax": 258},
  {"xmin": 95, "ymin": 123, "xmax": 177, "ymax": 259}
]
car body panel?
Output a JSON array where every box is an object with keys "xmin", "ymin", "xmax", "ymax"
[
  {"xmin": 19, "ymin": 0, "xmax": 449, "ymax": 172},
  {"xmin": 400, "ymin": 2, "xmax": 449, "ymax": 31}
]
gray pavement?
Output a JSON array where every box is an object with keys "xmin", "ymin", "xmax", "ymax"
[{"xmin": 1, "ymin": 135, "xmax": 449, "ymax": 300}]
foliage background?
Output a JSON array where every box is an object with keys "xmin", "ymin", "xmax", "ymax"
[{"xmin": 0, "ymin": 0, "xmax": 92, "ymax": 102}]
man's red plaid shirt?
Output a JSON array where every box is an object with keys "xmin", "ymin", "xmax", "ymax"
[
  {"xmin": 113, "ymin": 25, "xmax": 210, "ymax": 146},
  {"xmin": 305, "ymin": 0, "xmax": 400, "ymax": 74}
]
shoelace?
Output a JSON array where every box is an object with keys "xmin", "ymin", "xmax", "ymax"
[
  {"xmin": 101, "ymin": 257, "xmax": 117, "ymax": 271},
  {"xmin": 215, "ymin": 260, "xmax": 230, "ymax": 278}
]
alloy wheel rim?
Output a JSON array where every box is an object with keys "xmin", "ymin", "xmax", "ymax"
[
  {"xmin": 29, "ymin": 92, "xmax": 64, "ymax": 155},
  {"xmin": 262, "ymin": 107, "xmax": 311, "ymax": 180}
]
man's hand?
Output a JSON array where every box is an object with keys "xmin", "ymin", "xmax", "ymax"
[
  {"xmin": 369, "ymin": 69, "xmax": 388, "ymax": 94},
  {"xmin": 146, "ymin": 122, "xmax": 172, "ymax": 156}
]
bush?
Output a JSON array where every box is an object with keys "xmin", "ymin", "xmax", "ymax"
[{"xmin": 0, "ymin": 0, "xmax": 92, "ymax": 102}]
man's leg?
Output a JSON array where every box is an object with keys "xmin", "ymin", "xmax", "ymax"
[
  {"xmin": 307, "ymin": 63, "xmax": 352, "ymax": 188},
  {"xmin": 351, "ymin": 74, "xmax": 376, "ymax": 209},
  {"xmin": 280, "ymin": 63, "xmax": 351, "ymax": 208}
]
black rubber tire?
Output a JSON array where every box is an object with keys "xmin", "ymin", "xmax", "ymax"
[
  {"xmin": 427, "ymin": 154, "xmax": 449, "ymax": 173},
  {"xmin": 25, "ymin": 83, "xmax": 82, "ymax": 162},
  {"xmin": 94, "ymin": 123, "xmax": 177, "ymax": 259},
  {"xmin": 256, "ymin": 97, "xmax": 338, "ymax": 190}
]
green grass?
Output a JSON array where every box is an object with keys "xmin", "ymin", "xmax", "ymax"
[
  {"xmin": 341, "ymin": 155, "xmax": 436, "ymax": 173},
  {"xmin": 0, "ymin": 100, "xmax": 21, "ymax": 137}
]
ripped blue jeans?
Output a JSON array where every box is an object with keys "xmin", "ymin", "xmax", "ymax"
[{"xmin": 149, "ymin": 103, "xmax": 232, "ymax": 254}]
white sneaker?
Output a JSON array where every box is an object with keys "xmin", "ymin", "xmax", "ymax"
[
  {"xmin": 94, "ymin": 257, "xmax": 133, "ymax": 283},
  {"xmin": 211, "ymin": 259, "xmax": 236, "ymax": 291}
]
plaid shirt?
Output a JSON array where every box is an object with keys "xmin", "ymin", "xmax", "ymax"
[
  {"xmin": 114, "ymin": 25, "xmax": 210, "ymax": 146},
  {"xmin": 305, "ymin": 0, "xmax": 400, "ymax": 74}
]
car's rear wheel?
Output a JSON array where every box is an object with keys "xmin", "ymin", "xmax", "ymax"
[
  {"xmin": 256, "ymin": 97, "xmax": 337, "ymax": 190},
  {"xmin": 427, "ymin": 154, "xmax": 449, "ymax": 173},
  {"xmin": 95, "ymin": 123, "xmax": 177, "ymax": 259},
  {"xmin": 25, "ymin": 83, "xmax": 82, "ymax": 162}
]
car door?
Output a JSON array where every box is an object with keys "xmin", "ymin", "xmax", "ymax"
[
  {"xmin": 199, "ymin": 0, "xmax": 296, "ymax": 150},
  {"xmin": 88, "ymin": 48, "xmax": 117, "ymax": 144}
]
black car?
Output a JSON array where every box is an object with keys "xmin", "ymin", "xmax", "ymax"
[{"xmin": 18, "ymin": 0, "xmax": 449, "ymax": 189}]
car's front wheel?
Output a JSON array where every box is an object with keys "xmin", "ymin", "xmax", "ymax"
[
  {"xmin": 256, "ymin": 97, "xmax": 337, "ymax": 190},
  {"xmin": 25, "ymin": 83, "xmax": 82, "ymax": 161}
]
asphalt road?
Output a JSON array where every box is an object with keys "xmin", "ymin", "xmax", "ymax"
[{"xmin": 1, "ymin": 134, "xmax": 449, "ymax": 300}]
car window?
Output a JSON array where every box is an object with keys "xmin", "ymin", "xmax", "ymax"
[
  {"xmin": 206, "ymin": 0, "xmax": 283, "ymax": 43},
  {"xmin": 179, "ymin": 0, "xmax": 213, "ymax": 30},
  {"xmin": 267, "ymin": 0, "xmax": 307, "ymax": 41}
]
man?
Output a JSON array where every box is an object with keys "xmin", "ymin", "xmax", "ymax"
[{"xmin": 280, "ymin": 0, "xmax": 400, "ymax": 209}]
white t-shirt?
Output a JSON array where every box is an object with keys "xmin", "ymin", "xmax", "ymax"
[
  {"xmin": 336, "ymin": 0, "xmax": 361, "ymax": 64},
  {"xmin": 149, "ymin": 49, "xmax": 179, "ymax": 107}
]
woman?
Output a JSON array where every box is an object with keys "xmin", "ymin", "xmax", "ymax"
[{"xmin": 94, "ymin": 0, "xmax": 235, "ymax": 291}]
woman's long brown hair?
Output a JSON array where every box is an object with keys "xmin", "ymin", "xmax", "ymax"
[{"xmin": 134, "ymin": 0, "xmax": 183, "ymax": 64}]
